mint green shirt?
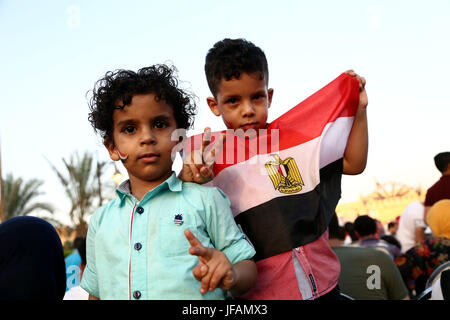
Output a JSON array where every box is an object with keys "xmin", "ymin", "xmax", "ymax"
[{"xmin": 80, "ymin": 172, "xmax": 255, "ymax": 300}]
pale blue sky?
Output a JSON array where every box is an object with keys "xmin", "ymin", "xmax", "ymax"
[{"xmin": 1, "ymin": 0, "xmax": 449, "ymax": 225}]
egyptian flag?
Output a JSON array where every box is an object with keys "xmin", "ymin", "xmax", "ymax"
[{"xmin": 186, "ymin": 73, "xmax": 360, "ymax": 261}]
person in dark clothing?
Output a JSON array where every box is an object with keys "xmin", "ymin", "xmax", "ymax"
[{"xmin": 0, "ymin": 216, "xmax": 66, "ymax": 300}]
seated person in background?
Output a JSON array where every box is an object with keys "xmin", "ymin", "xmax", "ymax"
[
  {"xmin": 396, "ymin": 200, "xmax": 450, "ymax": 297},
  {"xmin": 329, "ymin": 214, "xmax": 409, "ymax": 300},
  {"xmin": 65, "ymin": 236, "xmax": 85, "ymax": 291},
  {"xmin": 396, "ymin": 201, "xmax": 426, "ymax": 253},
  {"xmin": 380, "ymin": 234, "xmax": 402, "ymax": 252},
  {"xmin": 343, "ymin": 222, "xmax": 359, "ymax": 245},
  {"xmin": 387, "ymin": 220, "xmax": 398, "ymax": 236},
  {"xmin": 424, "ymin": 152, "xmax": 450, "ymax": 221},
  {"xmin": 353, "ymin": 215, "xmax": 402, "ymax": 259},
  {"xmin": 64, "ymin": 238, "xmax": 89, "ymax": 300},
  {"xmin": 374, "ymin": 219, "xmax": 386, "ymax": 236}
]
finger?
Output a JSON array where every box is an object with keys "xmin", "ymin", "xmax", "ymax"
[
  {"xmin": 208, "ymin": 266, "xmax": 229, "ymax": 292},
  {"xmin": 189, "ymin": 162, "xmax": 202, "ymax": 179},
  {"xmin": 201, "ymin": 127, "xmax": 212, "ymax": 155},
  {"xmin": 203, "ymin": 132, "xmax": 225, "ymax": 166},
  {"xmin": 218, "ymin": 270, "xmax": 235, "ymax": 291},
  {"xmin": 200, "ymin": 262, "xmax": 219, "ymax": 294},
  {"xmin": 360, "ymin": 76, "xmax": 366, "ymax": 89},
  {"xmin": 189, "ymin": 245, "xmax": 215, "ymax": 264},
  {"xmin": 192, "ymin": 263, "xmax": 209, "ymax": 281},
  {"xmin": 344, "ymin": 69, "xmax": 355, "ymax": 76},
  {"xmin": 184, "ymin": 229, "xmax": 204, "ymax": 249},
  {"xmin": 199, "ymin": 166, "xmax": 213, "ymax": 179}
]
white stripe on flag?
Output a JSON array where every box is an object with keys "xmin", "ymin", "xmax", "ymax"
[{"xmin": 208, "ymin": 117, "xmax": 353, "ymax": 217}]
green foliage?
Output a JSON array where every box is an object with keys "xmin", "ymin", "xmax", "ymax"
[
  {"xmin": 64, "ymin": 249, "xmax": 73, "ymax": 258},
  {"xmin": 2, "ymin": 173, "xmax": 54, "ymax": 220},
  {"xmin": 48, "ymin": 151, "xmax": 109, "ymax": 236}
]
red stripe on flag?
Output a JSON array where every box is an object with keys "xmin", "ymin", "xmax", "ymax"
[{"xmin": 185, "ymin": 73, "xmax": 359, "ymax": 177}]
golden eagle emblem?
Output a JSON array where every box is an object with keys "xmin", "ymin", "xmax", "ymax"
[{"xmin": 265, "ymin": 154, "xmax": 304, "ymax": 194}]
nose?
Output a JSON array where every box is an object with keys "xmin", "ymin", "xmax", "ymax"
[
  {"xmin": 241, "ymin": 99, "xmax": 255, "ymax": 117},
  {"xmin": 140, "ymin": 127, "xmax": 157, "ymax": 145}
]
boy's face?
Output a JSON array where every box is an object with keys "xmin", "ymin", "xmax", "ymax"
[
  {"xmin": 207, "ymin": 72, "xmax": 273, "ymax": 131},
  {"xmin": 105, "ymin": 93, "xmax": 178, "ymax": 187}
]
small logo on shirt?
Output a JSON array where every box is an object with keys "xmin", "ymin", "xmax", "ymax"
[{"xmin": 174, "ymin": 214, "xmax": 183, "ymax": 225}]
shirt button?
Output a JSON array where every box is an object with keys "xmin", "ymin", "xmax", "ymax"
[
  {"xmin": 134, "ymin": 242, "xmax": 142, "ymax": 251},
  {"xmin": 133, "ymin": 290, "xmax": 141, "ymax": 299},
  {"xmin": 137, "ymin": 207, "xmax": 144, "ymax": 214}
]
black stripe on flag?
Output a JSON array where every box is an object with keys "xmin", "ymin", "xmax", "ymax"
[{"xmin": 235, "ymin": 159, "xmax": 343, "ymax": 261}]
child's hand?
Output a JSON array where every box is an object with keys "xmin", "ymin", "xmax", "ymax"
[
  {"xmin": 184, "ymin": 229, "xmax": 236, "ymax": 294},
  {"xmin": 345, "ymin": 70, "xmax": 368, "ymax": 110},
  {"xmin": 178, "ymin": 127, "xmax": 225, "ymax": 184}
]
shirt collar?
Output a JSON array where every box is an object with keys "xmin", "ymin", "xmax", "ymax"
[{"xmin": 115, "ymin": 172, "xmax": 182, "ymax": 204}]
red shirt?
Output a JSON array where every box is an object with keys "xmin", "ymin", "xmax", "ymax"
[{"xmin": 425, "ymin": 175, "xmax": 450, "ymax": 207}]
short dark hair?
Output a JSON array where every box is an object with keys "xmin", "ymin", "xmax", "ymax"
[
  {"xmin": 434, "ymin": 152, "xmax": 450, "ymax": 173},
  {"xmin": 88, "ymin": 64, "xmax": 197, "ymax": 143},
  {"xmin": 73, "ymin": 237, "xmax": 84, "ymax": 251},
  {"xmin": 205, "ymin": 38, "xmax": 269, "ymax": 97},
  {"xmin": 344, "ymin": 222, "xmax": 359, "ymax": 242},
  {"xmin": 353, "ymin": 215, "xmax": 377, "ymax": 237}
]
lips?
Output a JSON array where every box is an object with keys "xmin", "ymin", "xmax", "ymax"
[
  {"xmin": 138, "ymin": 153, "xmax": 160, "ymax": 163},
  {"xmin": 240, "ymin": 122, "xmax": 259, "ymax": 131}
]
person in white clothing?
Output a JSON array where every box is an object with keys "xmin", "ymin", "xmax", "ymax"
[{"xmin": 396, "ymin": 201, "xmax": 427, "ymax": 253}]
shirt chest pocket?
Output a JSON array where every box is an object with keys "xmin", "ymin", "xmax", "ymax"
[{"xmin": 158, "ymin": 214, "xmax": 197, "ymax": 257}]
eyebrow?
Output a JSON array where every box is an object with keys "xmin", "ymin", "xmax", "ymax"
[
  {"xmin": 116, "ymin": 114, "xmax": 174, "ymax": 128},
  {"xmin": 116, "ymin": 119, "xmax": 136, "ymax": 128}
]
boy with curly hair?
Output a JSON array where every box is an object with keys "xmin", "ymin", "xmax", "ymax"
[{"xmin": 80, "ymin": 64, "xmax": 256, "ymax": 300}]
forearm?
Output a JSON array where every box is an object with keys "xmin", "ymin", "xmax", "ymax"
[
  {"xmin": 343, "ymin": 108, "xmax": 368, "ymax": 175},
  {"xmin": 415, "ymin": 227, "xmax": 426, "ymax": 244},
  {"xmin": 229, "ymin": 259, "xmax": 257, "ymax": 296}
]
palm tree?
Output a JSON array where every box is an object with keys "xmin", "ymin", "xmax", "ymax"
[
  {"xmin": 48, "ymin": 151, "xmax": 109, "ymax": 237},
  {"xmin": 2, "ymin": 173, "xmax": 54, "ymax": 221}
]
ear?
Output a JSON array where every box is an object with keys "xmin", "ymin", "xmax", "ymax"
[
  {"xmin": 104, "ymin": 139, "xmax": 120, "ymax": 161},
  {"xmin": 206, "ymin": 97, "xmax": 221, "ymax": 117},
  {"xmin": 267, "ymin": 88, "xmax": 274, "ymax": 109}
]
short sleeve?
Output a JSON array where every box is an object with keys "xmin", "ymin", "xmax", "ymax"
[
  {"xmin": 80, "ymin": 211, "xmax": 100, "ymax": 298},
  {"xmin": 379, "ymin": 252, "xmax": 409, "ymax": 300},
  {"xmin": 204, "ymin": 187, "xmax": 256, "ymax": 264}
]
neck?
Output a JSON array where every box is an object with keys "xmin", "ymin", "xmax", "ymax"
[{"xmin": 128, "ymin": 171, "xmax": 173, "ymax": 201}]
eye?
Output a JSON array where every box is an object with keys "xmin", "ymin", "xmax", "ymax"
[
  {"xmin": 226, "ymin": 97, "xmax": 238, "ymax": 104},
  {"xmin": 154, "ymin": 120, "xmax": 168, "ymax": 129},
  {"xmin": 253, "ymin": 94, "xmax": 264, "ymax": 100},
  {"xmin": 123, "ymin": 125, "xmax": 136, "ymax": 134}
]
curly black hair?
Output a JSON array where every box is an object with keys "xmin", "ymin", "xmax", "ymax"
[
  {"xmin": 205, "ymin": 38, "xmax": 269, "ymax": 97},
  {"xmin": 88, "ymin": 64, "xmax": 197, "ymax": 143}
]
